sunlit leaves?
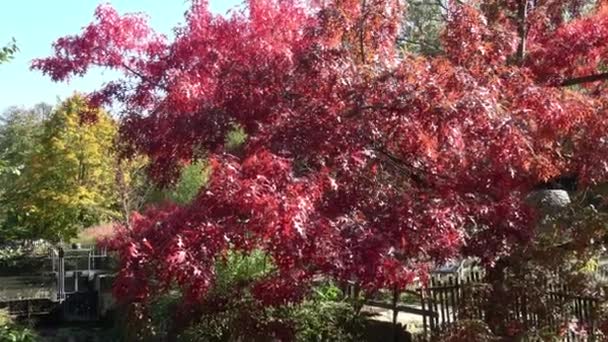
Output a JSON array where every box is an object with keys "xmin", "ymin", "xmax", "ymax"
[{"xmin": 36, "ymin": 0, "xmax": 608, "ymax": 311}]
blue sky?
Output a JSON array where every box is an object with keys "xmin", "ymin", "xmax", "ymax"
[{"xmin": 0, "ymin": 0, "xmax": 242, "ymax": 111}]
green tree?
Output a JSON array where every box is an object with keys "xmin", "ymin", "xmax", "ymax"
[
  {"xmin": 0, "ymin": 103, "xmax": 51, "ymax": 173},
  {"xmin": 2, "ymin": 96, "xmax": 118, "ymax": 242},
  {"xmin": 0, "ymin": 104, "xmax": 51, "ymax": 241}
]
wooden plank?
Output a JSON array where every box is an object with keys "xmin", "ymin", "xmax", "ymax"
[{"xmin": 365, "ymin": 300, "xmax": 438, "ymax": 317}]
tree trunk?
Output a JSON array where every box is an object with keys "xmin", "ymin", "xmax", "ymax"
[{"xmin": 485, "ymin": 258, "xmax": 509, "ymax": 335}]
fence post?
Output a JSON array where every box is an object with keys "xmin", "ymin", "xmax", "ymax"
[
  {"xmin": 431, "ymin": 277, "xmax": 439, "ymax": 329},
  {"xmin": 420, "ymin": 287, "xmax": 428, "ymax": 340},
  {"xmin": 57, "ymin": 247, "xmax": 65, "ymax": 302},
  {"xmin": 448, "ymin": 277, "xmax": 456, "ymax": 322},
  {"xmin": 392, "ymin": 287, "xmax": 400, "ymax": 342}
]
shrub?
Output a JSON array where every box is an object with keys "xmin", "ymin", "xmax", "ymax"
[
  {"xmin": 292, "ymin": 295, "xmax": 365, "ymax": 341},
  {"xmin": 0, "ymin": 310, "xmax": 38, "ymax": 342},
  {"xmin": 176, "ymin": 250, "xmax": 286, "ymax": 341},
  {"xmin": 433, "ymin": 319, "xmax": 499, "ymax": 342},
  {"xmin": 178, "ymin": 282, "xmax": 365, "ymax": 342}
]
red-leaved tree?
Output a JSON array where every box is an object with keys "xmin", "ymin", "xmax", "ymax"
[{"xmin": 33, "ymin": 0, "xmax": 608, "ymax": 327}]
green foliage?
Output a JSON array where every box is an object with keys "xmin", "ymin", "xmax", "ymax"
[
  {"xmin": 0, "ymin": 241, "xmax": 50, "ymax": 275},
  {"xmin": 179, "ymin": 282, "xmax": 364, "ymax": 342},
  {"xmin": 0, "ymin": 96, "xmax": 118, "ymax": 242},
  {"xmin": 515, "ymin": 327, "xmax": 567, "ymax": 342},
  {"xmin": 149, "ymin": 125, "xmax": 244, "ymax": 207},
  {"xmin": 158, "ymin": 123, "xmax": 244, "ymax": 206},
  {"xmin": 400, "ymin": 0, "xmax": 445, "ymax": 56},
  {"xmin": 224, "ymin": 125, "xmax": 247, "ymax": 152},
  {"xmin": 0, "ymin": 246, "xmax": 24, "ymax": 261},
  {"xmin": 168, "ymin": 160, "xmax": 209, "ymax": 205},
  {"xmin": 148, "ymin": 292, "xmax": 181, "ymax": 340},
  {"xmin": 123, "ymin": 251, "xmax": 271, "ymax": 342},
  {"xmin": 0, "ymin": 38, "xmax": 18, "ymax": 65},
  {"xmin": 0, "ymin": 310, "xmax": 37, "ymax": 342},
  {"xmin": 136, "ymin": 252, "xmax": 364, "ymax": 342},
  {"xmin": 292, "ymin": 283, "xmax": 365, "ymax": 342},
  {"xmin": 0, "ymin": 104, "xmax": 50, "ymax": 173},
  {"xmin": 147, "ymin": 160, "xmax": 209, "ymax": 207},
  {"xmin": 178, "ymin": 293, "xmax": 270, "ymax": 342},
  {"xmin": 292, "ymin": 301, "xmax": 363, "ymax": 342},
  {"xmin": 0, "ymin": 104, "xmax": 51, "ymax": 241},
  {"xmin": 214, "ymin": 250, "xmax": 272, "ymax": 291},
  {"xmin": 177, "ymin": 250, "xmax": 275, "ymax": 341}
]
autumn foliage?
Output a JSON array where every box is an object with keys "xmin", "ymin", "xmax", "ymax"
[{"xmin": 33, "ymin": 0, "xmax": 608, "ymax": 315}]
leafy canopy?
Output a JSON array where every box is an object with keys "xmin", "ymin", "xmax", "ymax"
[
  {"xmin": 34, "ymin": 0, "xmax": 608, "ymax": 308},
  {"xmin": 0, "ymin": 104, "xmax": 51, "ymax": 241}
]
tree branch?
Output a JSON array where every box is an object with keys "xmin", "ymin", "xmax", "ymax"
[
  {"xmin": 559, "ymin": 72, "xmax": 608, "ymax": 87},
  {"xmin": 121, "ymin": 63, "xmax": 168, "ymax": 91},
  {"xmin": 359, "ymin": 0, "xmax": 367, "ymax": 64},
  {"xmin": 373, "ymin": 144, "xmax": 427, "ymax": 186},
  {"xmin": 516, "ymin": 0, "xmax": 528, "ymax": 65}
]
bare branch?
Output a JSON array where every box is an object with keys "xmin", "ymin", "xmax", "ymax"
[{"xmin": 121, "ymin": 63, "xmax": 168, "ymax": 91}]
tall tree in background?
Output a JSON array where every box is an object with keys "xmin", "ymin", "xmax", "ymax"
[
  {"xmin": 33, "ymin": 0, "xmax": 608, "ymax": 336},
  {"xmin": 2, "ymin": 96, "xmax": 118, "ymax": 242},
  {"xmin": 0, "ymin": 103, "xmax": 51, "ymax": 176},
  {"xmin": 0, "ymin": 104, "xmax": 51, "ymax": 241}
]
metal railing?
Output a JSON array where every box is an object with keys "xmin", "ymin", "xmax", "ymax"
[{"xmin": 48, "ymin": 244, "xmax": 110, "ymax": 303}]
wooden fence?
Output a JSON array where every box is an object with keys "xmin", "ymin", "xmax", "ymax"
[
  {"xmin": 346, "ymin": 271, "xmax": 603, "ymax": 341},
  {"xmin": 418, "ymin": 273, "xmax": 601, "ymax": 341}
]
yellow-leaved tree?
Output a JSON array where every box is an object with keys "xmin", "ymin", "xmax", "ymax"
[{"xmin": 4, "ymin": 96, "xmax": 118, "ymax": 242}]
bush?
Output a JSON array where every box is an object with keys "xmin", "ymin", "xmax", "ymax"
[
  {"xmin": 133, "ymin": 251, "xmax": 366, "ymax": 342},
  {"xmin": 122, "ymin": 250, "xmax": 276, "ymax": 342},
  {"xmin": 178, "ymin": 282, "xmax": 365, "ymax": 342},
  {"xmin": 0, "ymin": 310, "xmax": 37, "ymax": 342},
  {"xmin": 292, "ymin": 296, "xmax": 365, "ymax": 341},
  {"xmin": 173, "ymin": 251, "xmax": 285, "ymax": 341}
]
